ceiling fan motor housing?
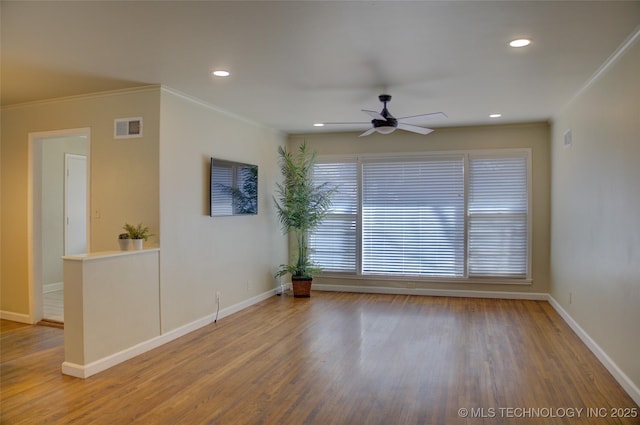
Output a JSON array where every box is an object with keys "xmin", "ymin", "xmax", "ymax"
[
  {"xmin": 373, "ymin": 94, "xmax": 397, "ymax": 129},
  {"xmin": 372, "ymin": 117, "xmax": 397, "ymax": 128}
]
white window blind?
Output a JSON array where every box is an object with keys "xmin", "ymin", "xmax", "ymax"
[
  {"xmin": 361, "ymin": 156, "xmax": 465, "ymax": 277},
  {"xmin": 309, "ymin": 150, "xmax": 531, "ymax": 281},
  {"xmin": 309, "ymin": 161, "xmax": 358, "ymax": 273},
  {"xmin": 468, "ymin": 154, "xmax": 529, "ymax": 277}
]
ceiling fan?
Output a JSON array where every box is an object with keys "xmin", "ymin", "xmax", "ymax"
[{"xmin": 324, "ymin": 94, "xmax": 447, "ymax": 137}]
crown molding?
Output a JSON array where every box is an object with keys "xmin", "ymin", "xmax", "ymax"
[
  {"xmin": 159, "ymin": 86, "xmax": 285, "ymax": 137},
  {"xmin": 558, "ymin": 24, "xmax": 640, "ymax": 116},
  {"xmin": 1, "ymin": 85, "xmax": 161, "ymax": 111}
]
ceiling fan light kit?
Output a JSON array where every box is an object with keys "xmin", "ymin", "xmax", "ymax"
[
  {"xmin": 324, "ymin": 94, "xmax": 447, "ymax": 137},
  {"xmin": 375, "ymin": 126, "xmax": 396, "ymax": 135}
]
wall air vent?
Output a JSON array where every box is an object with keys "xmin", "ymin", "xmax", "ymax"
[{"xmin": 114, "ymin": 117, "xmax": 143, "ymax": 139}]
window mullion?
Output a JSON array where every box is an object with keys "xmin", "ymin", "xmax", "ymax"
[
  {"xmin": 356, "ymin": 159, "xmax": 363, "ymax": 276},
  {"xmin": 463, "ymin": 153, "xmax": 469, "ymax": 278}
]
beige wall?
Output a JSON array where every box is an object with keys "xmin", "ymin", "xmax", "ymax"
[
  {"xmin": 550, "ymin": 34, "xmax": 640, "ymax": 390},
  {"xmin": 290, "ymin": 122, "xmax": 551, "ymax": 294},
  {"xmin": 0, "ymin": 84, "xmax": 287, "ymax": 332},
  {"xmin": 1, "ymin": 87, "xmax": 160, "ymax": 318},
  {"xmin": 158, "ymin": 89, "xmax": 287, "ymax": 332}
]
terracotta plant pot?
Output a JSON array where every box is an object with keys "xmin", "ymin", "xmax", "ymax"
[{"xmin": 291, "ymin": 277, "xmax": 313, "ymax": 298}]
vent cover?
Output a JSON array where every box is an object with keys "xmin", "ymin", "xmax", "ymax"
[{"xmin": 114, "ymin": 117, "xmax": 143, "ymax": 139}]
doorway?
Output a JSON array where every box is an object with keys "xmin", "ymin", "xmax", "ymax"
[{"xmin": 30, "ymin": 129, "xmax": 90, "ymax": 325}]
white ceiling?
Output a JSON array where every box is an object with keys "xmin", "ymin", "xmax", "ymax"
[{"xmin": 2, "ymin": 1, "xmax": 639, "ymax": 134}]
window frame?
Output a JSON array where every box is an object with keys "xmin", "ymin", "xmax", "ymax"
[
  {"xmin": 465, "ymin": 150, "xmax": 532, "ymax": 280},
  {"xmin": 310, "ymin": 149, "xmax": 532, "ymax": 284}
]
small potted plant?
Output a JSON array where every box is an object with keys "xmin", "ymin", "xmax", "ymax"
[
  {"xmin": 274, "ymin": 142, "xmax": 336, "ymax": 297},
  {"xmin": 118, "ymin": 233, "xmax": 131, "ymax": 251},
  {"xmin": 123, "ymin": 223, "xmax": 153, "ymax": 250}
]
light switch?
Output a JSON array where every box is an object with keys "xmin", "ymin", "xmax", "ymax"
[{"xmin": 563, "ymin": 129, "xmax": 572, "ymax": 149}]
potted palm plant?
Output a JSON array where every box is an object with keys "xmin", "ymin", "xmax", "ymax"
[{"xmin": 274, "ymin": 142, "xmax": 335, "ymax": 297}]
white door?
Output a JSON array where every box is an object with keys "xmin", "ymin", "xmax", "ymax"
[{"xmin": 65, "ymin": 154, "xmax": 87, "ymax": 255}]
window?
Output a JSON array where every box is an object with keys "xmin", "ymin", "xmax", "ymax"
[
  {"xmin": 467, "ymin": 154, "xmax": 529, "ymax": 277},
  {"xmin": 309, "ymin": 161, "xmax": 358, "ymax": 272},
  {"xmin": 361, "ymin": 156, "xmax": 465, "ymax": 277},
  {"xmin": 309, "ymin": 150, "xmax": 530, "ymax": 281}
]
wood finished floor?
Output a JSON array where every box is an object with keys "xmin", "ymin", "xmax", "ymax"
[{"xmin": 1, "ymin": 292, "xmax": 638, "ymax": 425}]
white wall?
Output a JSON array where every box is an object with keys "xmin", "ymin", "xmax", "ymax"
[
  {"xmin": 550, "ymin": 31, "xmax": 640, "ymax": 396},
  {"xmin": 63, "ymin": 250, "xmax": 161, "ymax": 367},
  {"xmin": 158, "ymin": 89, "xmax": 287, "ymax": 333}
]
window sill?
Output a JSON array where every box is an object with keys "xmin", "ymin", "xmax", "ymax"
[{"xmin": 316, "ymin": 272, "xmax": 533, "ymax": 286}]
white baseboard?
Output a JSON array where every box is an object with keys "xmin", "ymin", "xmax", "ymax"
[
  {"xmin": 215, "ymin": 287, "xmax": 279, "ymax": 320},
  {"xmin": 547, "ymin": 295, "xmax": 640, "ymax": 406},
  {"xmin": 61, "ymin": 287, "xmax": 278, "ymax": 379},
  {"xmin": 312, "ymin": 283, "xmax": 549, "ymax": 300},
  {"xmin": 43, "ymin": 282, "xmax": 64, "ymax": 293},
  {"xmin": 0, "ymin": 310, "xmax": 33, "ymax": 324}
]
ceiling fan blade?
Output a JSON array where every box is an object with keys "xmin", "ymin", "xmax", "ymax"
[
  {"xmin": 359, "ymin": 128, "xmax": 377, "ymax": 137},
  {"xmin": 397, "ymin": 123, "xmax": 434, "ymax": 135},
  {"xmin": 362, "ymin": 110, "xmax": 386, "ymax": 121},
  {"xmin": 397, "ymin": 112, "xmax": 448, "ymax": 124},
  {"xmin": 323, "ymin": 121, "xmax": 370, "ymax": 125}
]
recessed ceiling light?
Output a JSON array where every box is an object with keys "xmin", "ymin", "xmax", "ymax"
[
  {"xmin": 313, "ymin": 123, "xmax": 325, "ymax": 127},
  {"xmin": 212, "ymin": 70, "xmax": 230, "ymax": 77},
  {"xmin": 509, "ymin": 38, "xmax": 531, "ymax": 48},
  {"xmin": 489, "ymin": 113, "xmax": 502, "ymax": 118}
]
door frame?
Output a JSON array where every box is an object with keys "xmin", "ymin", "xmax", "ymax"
[{"xmin": 28, "ymin": 128, "xmax": 91, "ymax": 323}]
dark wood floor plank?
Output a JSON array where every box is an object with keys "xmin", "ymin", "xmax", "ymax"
[{"xmin": 1, "ymin": 293, "xmax": 638, "ymax": 424}]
